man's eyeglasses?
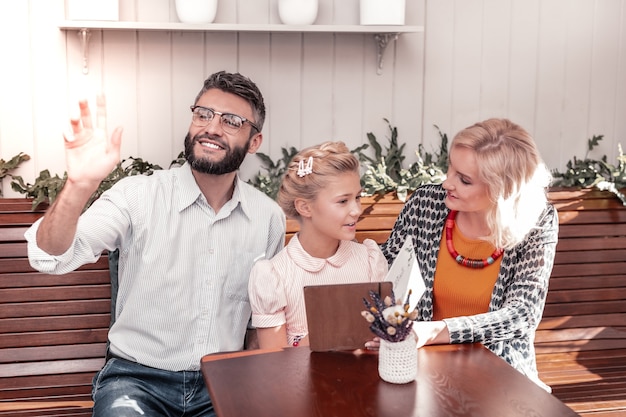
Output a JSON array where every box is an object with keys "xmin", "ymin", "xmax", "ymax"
[{"xmin": 190, "ymin": 106, "xmax": 260, "ymax": 134}]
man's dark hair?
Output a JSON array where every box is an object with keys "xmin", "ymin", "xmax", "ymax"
[{"xmin": 194, "ymin": 71, "xmax": 266, "ymax": 131}]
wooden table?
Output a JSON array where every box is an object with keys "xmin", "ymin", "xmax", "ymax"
[{"xmin": 201, "ymin": 344, "xmax": 579, "ymax": 417}]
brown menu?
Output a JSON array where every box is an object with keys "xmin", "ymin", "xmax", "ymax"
[{"xmin": 303, "ymin": 281, "xmax": 393, "ymax": 352}]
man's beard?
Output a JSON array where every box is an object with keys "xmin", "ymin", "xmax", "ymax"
[{"xmin": 184, "ymin": 133, "xmax": 250, "ymax": 175}]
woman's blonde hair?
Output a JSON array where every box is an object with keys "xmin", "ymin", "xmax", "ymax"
[
  {"xmin": 451, "ymin": 118, "xmax": 552, "ymax": 249},
  {"xmin": 278, "ymin": 141, "xmax": 360, "ymax": 220}
]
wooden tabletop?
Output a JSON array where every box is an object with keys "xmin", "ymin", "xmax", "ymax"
[{"xmin": 201, "ymin": 344, "xmax": 579, "ymax": 417}]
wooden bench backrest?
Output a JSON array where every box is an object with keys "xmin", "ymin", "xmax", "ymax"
[
  {"xmin": 536, "ymin": 189, "xmax": 626, "ymax": 355},
  {"xmin": 0, "ymin": 199, "xmax": 109, "ymax": 407},
  {"xmin": 1, "ymin": 188, "xmax": 624, "ymax": 413},
  {"xmin": 285, "ymin": 193, "xmax": 405, "ymax": 244}
]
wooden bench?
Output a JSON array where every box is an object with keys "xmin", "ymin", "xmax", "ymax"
[
  {"xmin": 285, "ymin": 192, "xmax": 405, "ymax": 243},
  {"xmin": 1, "ymin": 188, "xmax": 624, "ymax": 416},
  {"xmin": 0, "ymin": 199, "xmax": 111, "ymax": 416},
  {"xmin": 535, "ymin": 188, "xmax": 626, "ymax": 416}
]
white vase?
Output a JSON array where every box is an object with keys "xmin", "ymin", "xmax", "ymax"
[
  {"xmin": 360, "ymin": 0, "xmax": 405, "ymax": 25},
  {"xmin": 378, "ymin": 336, "xmax": 417, "ymax": 384},
  {"xmin": 278, "ymin": 0, "xmax": 318, "ymax": 25},
  {"xmin": 175, "ymin": 0, "xmax": 218, "ymax": 24}
]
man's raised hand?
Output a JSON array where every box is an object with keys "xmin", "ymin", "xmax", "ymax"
[{"xmin": 63, "ymin": 95, "xmax": 122, "ymax": 191}]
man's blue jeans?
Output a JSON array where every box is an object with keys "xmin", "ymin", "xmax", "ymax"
[{"xmin": 92, "ymin": 357, "xmax": 215, "ymax": 417}]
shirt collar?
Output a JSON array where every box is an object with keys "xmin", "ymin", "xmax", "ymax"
[
  {"xmin": 176, "ymin": 163, "xmax": 202, "ymax": 212},
  {"xmin": 175, "ymin": 163, "xmax": 249, "ymax": 220},
  {"xmin": 286, "ymin": 234, "xmax": 354, "ymax": 272}
]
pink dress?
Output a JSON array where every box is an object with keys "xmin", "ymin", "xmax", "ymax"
[{"xmin": 248, "ymin": 234, "xmax": 388, "ymax": 346}]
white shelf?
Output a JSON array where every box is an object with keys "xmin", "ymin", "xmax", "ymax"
[
  {"xmin": 59, "ymin": 21, "xmax": 424, "ymax": 74},
  {"xmin": 58, "ymin": 20, "xmax": 423, "ymax": 34}
]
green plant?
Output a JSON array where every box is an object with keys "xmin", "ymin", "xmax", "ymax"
[
  {"xmin": 247, "ymin": 121, "xmax": 448, "ymax": 202},
  {"xmin": 11, "ymin": 156, "xmax": 164, "ymax": 210},
  {"xmin": 356, "ymin": 120, "xmax": 448, "ymax": 202},
  {"xmin": 552, "ymin": 135, "xmax": 626, "ymax": 204},
  {"xmin": 248, "ymin": 146, "xmax": 300, "ymax": 200},
  {"xmin": 11, "ymin": 170, "xmax": 66, "ymax": 209},
  {"xmin": 0, "ymin": 152, "xmax": 30, "ymax": 196}
]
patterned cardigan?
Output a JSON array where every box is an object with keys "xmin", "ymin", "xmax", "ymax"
[{"xmin": 380, "ymin": 184, "xmax": 559, "ymax": 390}]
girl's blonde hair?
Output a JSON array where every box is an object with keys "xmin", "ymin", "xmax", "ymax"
[
  {"xmin": 451, "ymin": 118, "xmax": 552, "ymax": 249},
  {"xmin": 278, "ymin": 141, "xmax": 360, "ymax": 220}
]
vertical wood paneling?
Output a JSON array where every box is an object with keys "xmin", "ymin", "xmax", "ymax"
[
  {"xmin": 588, "ymin": 0, "xmax": 623, "ymax": 158},
  {"xmin": 217, "ymin": 0, "xmax": 240, "ymax": 23},
  {"xmin": 534, "ymin": 0, "xmax": 568, "ymax": 170},
  {"xmin": 395, "ymin": 32, "xmax": 424, "ymax": 158},
  {"xmin": 508, "ymin": 0, "xmax": 541, "ymax": 133},
  {"xmin": 559, "ymin": 0, "xmax": 594, "ymax": 167},
  {"xmin": 394, "ymin": 0, "xmax": 425, "ymax": 163},
  {"xmin": 118, "ymin": 0, "xmax": 136, "ymax": 21},
  {"xmin": 451, "ymin": 0, "xmax": 483, "ymax": 129},
  {"xmin": 393, "ymin": 0, "xmax": 424, "ymax": 163},
  {"xmin": 334, "ymin": 0, "xmax": 357, "ymax": 25},
  {"xmin": 316, "ymin": 0, "xmax": 335, "ymax": 24},
  {"xmin": 136, "ymin": 32, "xmax": 173, "ymax": 167},
  {"xmin": 301, "ymin": 34, "xmax": 334, "ymax": 145},
  {"xmin": 0, "ymin": 0, "xmax": 35, "ymax": 197},
  {"xmin": 103, "ymin": 30, "xmax": 140, "ymax": 160},
  {"xmin": 238, "ymin": 32, "xmax": 272, "ymax": 180},
  {"xmin": 268, "ymin": 34, "xmax": 304, "ymax": 153},
  {"xmin": 137, "ymin": 0, "xmax": 170, "ymax": 22},
  {"xmin": 362, "ymin": 34, "xmax": 396, "ymax": 153},
  {"xmin": 333, "ymin": 35, "xmax": 366, "ymax": 151},
  {"xmin": 615, "ymin": 1, "xmax": 626, "ymax": 155},
  {"xmin": 422, "ymin": 0, "xmax": 455, "ymax": 149},
  {"xmin": 479, "ymin": 0, "xmax": 511, "ymax": 120},
  {"xmin": 29, "ymin": 0, "xmax": 67, "ymax": 179},
  {"xmin": 172, "ymin": 32, "xmax": 205, "ymax": 159},
  {"xmin": 1, "ymin": 0, "xmax": 625, "ymax": 198}
]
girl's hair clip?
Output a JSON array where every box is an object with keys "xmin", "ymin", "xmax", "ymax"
[{"xmin": 297, "ymin": 156, "xmax": 313, "ymax": 177}]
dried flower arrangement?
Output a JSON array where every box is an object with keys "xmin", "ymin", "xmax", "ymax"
[{"xmin": 362, "ymin": 289, "xmax": 418, "ymax": 343}]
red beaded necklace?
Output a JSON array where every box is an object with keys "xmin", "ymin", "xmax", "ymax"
[{"xmin": 445, "ymin": 210, "xmax": 504, "ymax": 268}]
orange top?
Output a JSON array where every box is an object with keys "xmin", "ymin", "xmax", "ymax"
[{"xmin": 433, "ymin": 223, "xmax": 503, "ymax": 320}]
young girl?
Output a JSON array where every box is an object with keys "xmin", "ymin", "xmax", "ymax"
[{"xmin": 248, "ymin": 141, "xmax": 388, "ymax": 349}]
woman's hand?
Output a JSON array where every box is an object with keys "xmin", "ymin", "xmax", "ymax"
[
  {"xmin": 412, "ymin": 321, "xmax": 449, "ymax": 347},
  {"xmin": 364, "ymin": 321, "xmax": 450, "ymax": 350}
]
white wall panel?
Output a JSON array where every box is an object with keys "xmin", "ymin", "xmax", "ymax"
[
  {"xmin": 588, "ymin": 0, "xmax": 623, "ymax": 159},
  {"xmin": 0, "ymin": 0, "xmax": 36, "ymax": 196},
  {"xmin": 422, "ymin": 0, "xmax": 455, "ymax": 150},
  {"xmin": 30, "ymin": 0, "xmax": 67, "ymax": 179},
  {"xmin": 559, "ymin": 0, "xmax": 594, "ymax": 168},
  {"xmin": 479, "ymin": 0, "xmax": 511, "ymax": 120},
  {"xmin": 301, "ymin": 34, "xmax": 334, "ymax": 146},
  {"xmin": 451, "ymin": 0, "xmax": 483, "ymax": 130},
  {"xmin": 333, "ymin": 34, "xmax": 366, "ymax": 152},
  {"xmin": 136, "ymin": 31, "xmax": 173, "ymax": 166},
  {"xmin": 534, "ymin": 0, "xmax": 568, "ymax": 171},
  {"xmin": 1, "ymin": 0, "xmax": 625, "ymax": 198},
  {"xmin": 508, "ymin": 0, "xmax": 540, "ymax": 132},
  {"xmin": 171, "ymin": 31, "xmax": 205, "ymax": 161},
  {"xmin": 102, "ymin": 30, "xmax": 139, "ymax": 161}
]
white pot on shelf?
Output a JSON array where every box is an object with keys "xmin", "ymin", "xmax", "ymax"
[
  {"xmin": 175, "ymin": 0, "xmax": 218, "ymax": 24},
  {"xmin": 278, "ymin": 0, "xmax": 318, "ymax": 25},
  {"xmin": 360, "ymin": 0, "xmax": 406, "ymax": 25}
]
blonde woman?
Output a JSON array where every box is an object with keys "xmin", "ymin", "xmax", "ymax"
[{"xmin": 375, "ymin": 118, "xmax": 558, "ymax": 391}]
